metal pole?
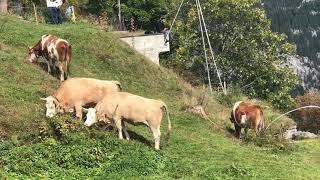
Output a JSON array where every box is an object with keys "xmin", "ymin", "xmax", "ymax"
[
  {"xmin": 195, "ymin": 0, "xmax": 212, "ymax": 93},
  {"xmin": 197, "ymin": 0, "xmax": 226, "ymax": 94},
  {"xmin": 170, "ymin": 0, "xmax": 184, "ymax": 32}
]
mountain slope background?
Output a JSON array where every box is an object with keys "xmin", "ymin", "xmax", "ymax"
[
  {"xmin": 0, "ymin": 14, "xmax": 320, "ymax": 179},
  {"xmin": 263, "ymin": 0, "xmax": 320, "ymax": 90}
]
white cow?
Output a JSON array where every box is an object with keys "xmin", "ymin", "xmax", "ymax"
[
  {"xmin": 41, "ymin": 77, "xmax": 121, "ymax": 119},
  {"xmin": 84, "ymin": 92, "xmax": 172, "ymax": 150}
]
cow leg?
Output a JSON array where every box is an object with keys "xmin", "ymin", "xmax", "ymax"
[
  {"xmin": 46, "ymin": 60, "xmax": 51, "ymax": 74},
  {"xmin": 114, "ymin": 118, "xmax": 123, "ymax": 140},
  {"xmin": 252, "ymin": 126, "xmax": 258, "ymax": 136},
  {"xmin": 58, "ymin": 63, "xmax": 65, "ymax": 82},
  {"xmin": 75, "ymin": 103, "xmax": 83, "ymax": 119},
  {"xmin": 244, "ymin": 128, "xmax": 248, "ymax": 136},
  {"xmin": 253, "ymin": 121, "xmax": 260, "ymax": 136},
  {"xmin": 151, "ymin": 127, "xmax": 161, "ymax": 150},
  {"xmin": 234, "ymin": 124, "xmax": 241, "ymax": 139},
  {"xmin": 122, "ymin": 121, "xmax": 130, "ymax": 140}
]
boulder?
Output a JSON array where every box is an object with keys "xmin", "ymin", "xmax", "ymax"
[{"xmin": 284, "ymin": 126, "xmax": 318, "ymax": 140}]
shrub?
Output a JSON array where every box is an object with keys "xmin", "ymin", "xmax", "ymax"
[
  {"xmin": 215, "ymin": 86, "xmax": 247, "ymax": 107},
  {"xmin": 39, "ymin": 114, "xmax": 86, "ymax": 139},
  {"xmin": 295, "ymin": 90, "xmax": 320, "ymax": 134}
]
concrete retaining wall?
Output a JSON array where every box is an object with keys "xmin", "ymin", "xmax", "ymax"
[{"xmin": 120, "ymin": 34, "xmax": 170, "ymax": 65}]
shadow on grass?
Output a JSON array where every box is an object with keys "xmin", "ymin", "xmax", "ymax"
[
  {"xmin": 225, "ymin": 126, "xmax": 236, "ymax": 137},
  {"xmin": 31, "ymin": 59, "xmax": 62, "ymax": 81},
  {"xmin": 97, "ymin": 124, "xmax": 153, "ymax": 148},
  {"xmin": 127, "ymin": 130, "xmax": 152, "ymax": 148}
]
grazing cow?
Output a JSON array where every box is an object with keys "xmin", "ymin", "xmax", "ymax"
[
  {"xmin": 230, "ymin": 101, "xmax": 265, "ymax": 138},
  {"xmin": 29, "ymin": 34, "xmax": 72, "ymax": 81},
  {"xmin": 84, "ymin": 92, "xmax": 172, "ymax": 150},
  {"xmin": 41, "ymin": 77, "xmax": 121, "ymax": 119}
]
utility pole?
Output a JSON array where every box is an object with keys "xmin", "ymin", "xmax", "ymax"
[
  {"xmin": 0, "ymin": 0, "xmax": 8, "ymax": 13},
  {"xmin": 118, "ymin": 0, "xmax": 122, "ymax": 30}
]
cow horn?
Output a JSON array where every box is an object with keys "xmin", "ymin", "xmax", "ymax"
[
  {"xmin": 82, "ymin": 108, "xmax": 89, "ymax": 113},
  {"xmin": 40, "ymin": 97, "xmax": 47, "ymax": 101}
]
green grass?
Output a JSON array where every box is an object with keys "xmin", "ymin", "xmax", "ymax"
[{"xmin": 0, "ymin": 14, "xmax": 320, "ymax": 179}]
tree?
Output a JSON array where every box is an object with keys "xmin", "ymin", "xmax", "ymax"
[
  {"xmin": 163, "ymin": 0, "xmax": 299, "ymax": 110},
  {"xmin": 85, "ymin": 0, "xmax": 167, "ymax": 31}
]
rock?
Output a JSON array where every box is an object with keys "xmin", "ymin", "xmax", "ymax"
[
  {"xmin": 182, "ymin": 105, "xmax": 209, "ymax": 119},
  {"xmin": 292, "ymin": 131, "xmax": 318, "ymax": 140},
  {"xmin": 284, "ymin": 126, "xmax": 318, "ymax": 140}
]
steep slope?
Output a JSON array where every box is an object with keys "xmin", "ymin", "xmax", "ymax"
[{"xmin": 0, "ymin": 15, "xmax": 319, "ymax": 179}]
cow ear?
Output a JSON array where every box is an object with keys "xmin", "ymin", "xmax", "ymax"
[{"xmin": 82, "ymin": 108, "xmax": 89, "ymax": 113}]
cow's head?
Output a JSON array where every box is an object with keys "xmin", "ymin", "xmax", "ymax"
[
  {"xmin": 84, "ymin": 108, "xmax": 97, "ymax": 127},
  {"xmin": 239, "ymin": 112, "xmax": 247, "ymax": 125},
  {"xmin": 40, "ymin": 96, "xmax": 59, "ymax": 118},
  {"xmin": 28, "ymin": 47, "xmax": 40, "ymax": 63},
  {"xmin": 230, "ymin": 111, "xmax": 247, "ymax": 125}
]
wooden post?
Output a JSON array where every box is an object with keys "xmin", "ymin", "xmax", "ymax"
[
  {"xmin": 32, "ymin": 3, "xmax": 38, "ymax": 25},
  {"xmin": 0, "ymin": 0, "xmax": 8, "ymax": 13},
  {"xmin": 118, "ymin": 0, "xmax": 121, "ymax": 30},
  {"xmin": 71, "ymin": 6, "xmax": 76, "ymax": 22}
]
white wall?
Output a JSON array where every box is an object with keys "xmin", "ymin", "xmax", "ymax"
[{"xmin": 120, "ymin": 34, "xmax": 170, "ymax": 65}]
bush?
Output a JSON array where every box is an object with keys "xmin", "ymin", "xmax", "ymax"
[
  {"xmin": 215, "ymin": 86, "xmax": 247, "ymax": 107},
  {"xmin": 39, "ymin": 114, "xmax": 86, "ymax": 140},
  {"xmin": 295, "ymin": 90, "xmax": 320, "ymax": 134}
]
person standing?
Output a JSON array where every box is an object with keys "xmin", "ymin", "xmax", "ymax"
[
  {"xmin": 156, "ymin": 16, "xmax": 172, "ymax": 44},
  {"xmin": 156, "ymin": 16, "xmax": 166, "ymax": 33},
  {"xmin": 46, "ymin": 0, "xmax": 64, "ymax": 24}
]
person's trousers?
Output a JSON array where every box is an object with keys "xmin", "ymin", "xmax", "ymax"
[{"xmin": 48, "ymin": 7, "xmax": 62, "ymax": 24}]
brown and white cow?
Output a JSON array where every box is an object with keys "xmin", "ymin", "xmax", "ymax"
[
  {"xmin": 230, "ymin": 101, "xmax": 265, "ymax": 138},
  {"xmin": 41, "ymin": 77, "xmax": 121, "ymax": 119},
  {"xmin": 84, "ymin": 92, "xmax": 172, "ymax": 150},
  {"xmin": 29, "ymin": 34, "xmax": 72, "ymax": 81}
]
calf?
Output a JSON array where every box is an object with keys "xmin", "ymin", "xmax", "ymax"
[
  {"xmin": 41, "ymin": 77, "xmax": 121, "ymax": 119},
  {"xmin": 29, "ymin": 34, "xmax": 72, "ymax": 81},
  {"xmin": 230, "ymin": 101, "xmax": 264, "ymax": 138},
  {"xmin": 84, "ymin": 92, "xmax": 172, "ymax": 150}
]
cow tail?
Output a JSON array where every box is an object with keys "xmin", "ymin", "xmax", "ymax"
[
  {"xmin": 259, "ymin": 110, "xmax": 265, "ymax": 132},
  {"xmin": 161, "ymin": 102, "xmax": 172, "ymax": 135},
  {"xmin": 66, "ymin": 45, "xmax": 72, "ymax": 77}
]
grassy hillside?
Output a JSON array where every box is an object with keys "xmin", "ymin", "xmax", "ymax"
[{"xmin": 0, "ymin": 14, "xmax": 320, "ymax": 179}]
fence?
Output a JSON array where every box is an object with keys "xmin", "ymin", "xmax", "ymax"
[{"xmin": 5, "ymin": 1, "xmax": 125, "ymax": 31}]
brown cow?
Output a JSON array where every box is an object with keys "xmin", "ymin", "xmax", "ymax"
[
  {"xmin": 230, "ymin": 101, "xmax": 265, "ymax": 138},
  {"xmin": 41, "ymin": 77, "xmax": 121, "ymax": 119},
  {"xmin": 84, "ymin": 92, "xmax": 172, "ymax": 150},
  {"xmin": 29, "ymin": 34, "xmax": 72, "ymax": 81}
]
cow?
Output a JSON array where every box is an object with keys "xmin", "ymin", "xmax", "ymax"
[
  {"xmin": 41, "ymin": 77, "xmax": 121, "ymax": 119},
  {"xmin": 84, "ymin": 92, "xmax": 172, "ymax": 150},
  {"xmin": 29, "ymin": 34, "xmax": 72, "ymax": 82},
  {"xmin": 230, "ymin": 101, "xmax": 265, "ymax": 138}
]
